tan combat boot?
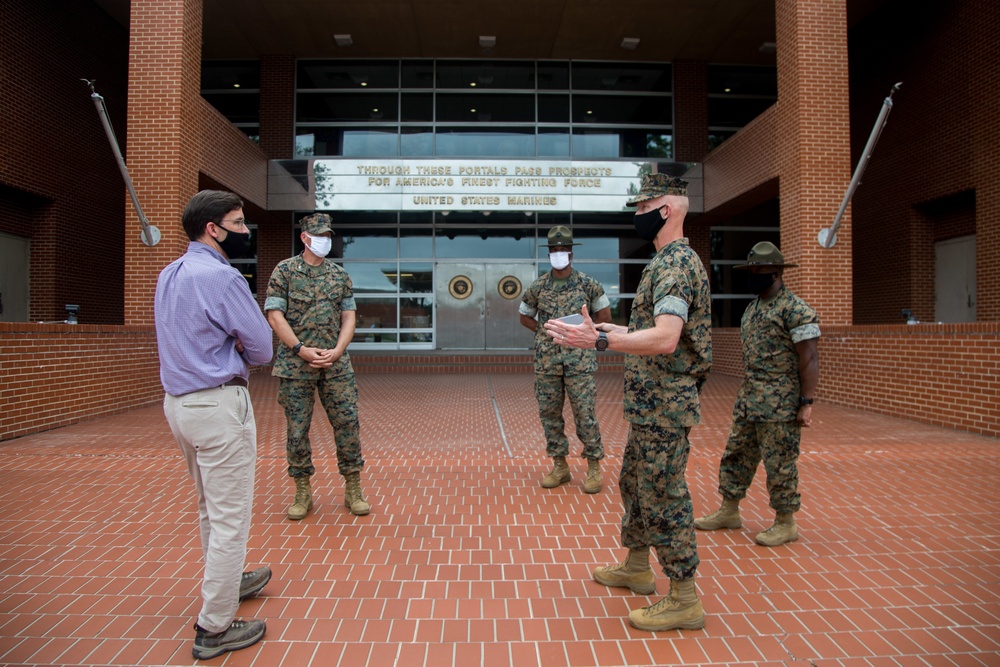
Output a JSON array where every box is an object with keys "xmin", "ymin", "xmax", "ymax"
[
  {"xmin": 592, "ymin": 548, "xmax": 656, "ymax": 594},
  {"xmin": 693, "ymin": 498, "xmax": 742, "ymax": 530},
  {"xmin": 583, "ymin": 458, "xmax": 602, "ymax": 494},
  {"xmin": 287, "ymin": 476, "xmax": 312, "ymax": 520},
  {"xmin": 344, "ymin": 471, "xmax": 371, "ymax": 516},
  {"xmin": 755, "ymin": 512, "xmax": 797, "ymax": 546},
  {"xmin": 628, "ymin": 577, "xmax": 705, "ymax": 631},
  {"xmin": 540, "ymin": 456, "xmax": 571, "ymax": 488}
]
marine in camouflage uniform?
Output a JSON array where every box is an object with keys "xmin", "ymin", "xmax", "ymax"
[
  {"xmin": 264, "ymin": 213, "xmax": 370, "ymax": 519},
  {"xmin": 519, "ymin": 226, "xmax": 612, "ymax": 493},
  {"xmin": 542, "ymin": 174, "xmax": 711, "ymax": 633},
  {"xmin": 695, "ymin": 241, "xmax": 819, "ymax": 547}
]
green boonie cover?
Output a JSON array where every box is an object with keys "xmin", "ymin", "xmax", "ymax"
[
  {"xmin": 265, "ymin": 255, "xmax": 356, "ymax": 379},
  {"xmin": 623, "ymin": 239, "xmax": 712, "ymax": 427},
  {"xmin": 736, "ymin": 286, "xmax": 820, "ymax": 421},
  {"xmin": 520, "ymin": 268, "xmax": 609, "ymax": 376}
]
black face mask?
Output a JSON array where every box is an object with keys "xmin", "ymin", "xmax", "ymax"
[
  {"xmin": 633, "ymin": 206, "xmax": 666, "ymax": 241},
  {"xmin": 216, "ymin": 226, "xmax": 252, "ymax": 260},
  {"xmin": 746, "ymin": 272, "xmax": 776, "ymax": 295}
]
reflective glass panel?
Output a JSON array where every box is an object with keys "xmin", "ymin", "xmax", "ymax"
[
  {"xmin": 538, "ymin": 94, "xmax": 569, "ymax": 122},
  {"xmin": 401, "ymin": 127, "xmax": 434, "ymax": 156},
  {"xmin": 400, "ymin": 227, "xmax": 433, "ymax": 258},
  {"xmin": 538, "ymin": 129, "xmax": 570, "ymax": 157},
  {"xmin": 401, "ymin": 60, "xmax": 435, "ymax": 88},
  {"xmin": 571, "ymin": 262, "xmax": 620, "ymax": 293},
  {"xmin": 435, "ymin": 223, "xmax": 535, "ymax": 258},
  {"xmin": 572, "ymin": 95, "xmax": 672, "ymax": 125},
  {"xmin": 400, "ymin": 296, "xmax": 433, "ymax": 328},
  {"xmin": 571, "ymin": 63, "xmax": 672, "ymax": 92},
  {"xmin": 708, "ymin": 96, "xmax": 775, "ymax": 127},
  {"xmin": 355, "ymin": 297, "xmax": 398, "ymax": 331},
  {"xmin": 296, "ymin": 92, "xmax": 399, "ymax": 122},
  {"xmin": 401, "ymin": 93, "xmax": 433, "ymax": 121},
  {"xmin": 343, "ymin": 263, "xmax": 400, "ymax": 294},
  {"xmin": 436, "ymin": 93, "xmax": 534, "ymax": 123},
  {"xmin": 297, "ymin": 60, "xmax": 400, "ymax": 89},
  {"xmin": 328, "ymin": 225, "xmax": 397, "ymax": 259},
  {"xmin": 536, "ymin": 62, "xmax": 569, "ymax": 90},
  {"xmin": 396, "ymin": 263, "xmax": 433, "ymax": 293},
  {"xmin": 201, "ymin": 92, "xmax": 260, "ymax": 123},
  {"xmin": 436, "ymin": 61, "xmax": 536, "ymax": 89},
  {"xmin": 708, "ymin": 65, "xmax": 777, "ymax": 96},
  {"xmin": 341, "ymin": 129, "xmax": 398, "ymax": 157},
  {"xmin": 436, "ymin": 128, "xmax": 535, "ymax": 157},
  {"xmin": 202, "ymin": 60, "xmax": 260, "ymax": 89}
]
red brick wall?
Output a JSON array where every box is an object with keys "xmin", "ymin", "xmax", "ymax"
[
  {"xmin": 673, "ymin": 60, "xmax": 709, "ymax": 163},
  {"xmin": 260, "ymin": 55, "xmax": 296, "ymax": 160},
  {"xmin": 0, "ymin": 323, "xmax": 160, "ymax": 440},
  {"xmin": 711, "ymin": 323, "xmax": 1000, "ymax": 437},
  {"xmin": 0, "ymin": 0, "xmax": 128, "ymax": 324}
]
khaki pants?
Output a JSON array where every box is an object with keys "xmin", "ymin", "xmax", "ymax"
[{"xmin": 164, "ymin": 385, "xmax": 256, "ymax": 633}]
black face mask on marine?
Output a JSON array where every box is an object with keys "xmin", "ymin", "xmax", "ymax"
[
  {"xmin": 745, "ymin": 272, "xmax": 777, "ymax": 295},
  {"xmin": 216, "ymin": 228, "xmax": 253, "ymax": 259},
  {"xmin": 633, "ymin": 206, "xmax": 667, "ymax": 241}
]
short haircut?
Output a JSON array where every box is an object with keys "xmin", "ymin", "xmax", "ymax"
[{"xmin": 181, "ymin": 190, "xmax": 244, "ymax": 241}]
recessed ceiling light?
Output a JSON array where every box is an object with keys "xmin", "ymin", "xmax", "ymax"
[
  {"xmin": 621, "ymin": 37, "xmax": 640, "ymax": 50},
  {"xmin": 360, "ymin": 82, "xmax": 367, "ymax": 87},
  {"xmin": 759, "ymin": 42, "xmax": 776, "ymax": 54},
  {"xmin": 335, "ymin": 34, "xmax": 353, "ymax": 47},
  {"xmin": 233, "ymin": 83, "xmax": 240, "ymax": 88},
  {"xmin": 470, "ymin": 82, "xmax": 477, "ymax": 87},
  {"xmin": 479, "ymin": 36, "xmax": 496, "ymax": 49}
]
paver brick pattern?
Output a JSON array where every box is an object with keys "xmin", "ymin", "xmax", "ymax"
[{"xmin": 0, "ymin": 372, "xmax": 997, "ymax": 666}]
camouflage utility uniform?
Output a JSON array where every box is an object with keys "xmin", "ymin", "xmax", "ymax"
[
  {"xmin": 520, "ymin": 269, "xmax": 611, "ymax": 460},
  {"xmin": 718, "ymin": 286, "xmax": 819, "ymax": 513},
  {"xmin": 621, "ymin": 238, "xmax": 712, "ymax": 581},
  {"xmin": 265, "ymin": 255, "xmax": 365, "ymax": 479}
]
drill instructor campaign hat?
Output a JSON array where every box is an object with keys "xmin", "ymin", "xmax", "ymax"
[
  {"xmin": 542, "ymin": 225, "xmax": 581, "ymax": 247},
  {"xmin": 734, "ymin": 241, "xmax": 799, "ymax": 269}
]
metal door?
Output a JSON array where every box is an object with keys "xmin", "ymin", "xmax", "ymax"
[
  {"xmin": 484, "ymin": 264, "xmax": 536, "ymax": 349},
  {"xmin": 0, "ymin": 232, "xmax": 30, "ymax": 322},
  {"xmin": 935, "ymin": 235, "xmax": 976, "ymax": 323},
  {"xmin": 434, "ymin": 263, "xmax": 537, "ymax": 350}
]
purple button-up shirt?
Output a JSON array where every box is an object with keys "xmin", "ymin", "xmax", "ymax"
[{"xmin": 154, "ymin": 242, "xmax": 273, "ymax": 396}]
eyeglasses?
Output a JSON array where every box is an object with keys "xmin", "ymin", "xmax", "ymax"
[{"xmin": 217, "ymin": 217, "xmax": 249, "ymax": 231}]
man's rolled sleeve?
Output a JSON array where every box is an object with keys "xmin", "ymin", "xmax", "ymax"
[
  {"xmin": 655, "ymin": 295, "xmax": 689, "ymax": 322},
  {"xmin": 264, "ymin": 296, "xmax": 287, "ymax": 313},
  {"xmin": 790, "ymin": 323, "xmax": 821, "ymax": 343}
]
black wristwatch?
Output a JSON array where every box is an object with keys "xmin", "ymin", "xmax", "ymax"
[
  {"xmin": 291, "ymin": 342, "xmax": 304, "ymax": 355},
  {"xmin": 595, "ymin": 331, "xmax": 609, "ymax": 351},
  {"xmin": 799, "ymin": 396, "xmax": 814, "ymax": 407}
]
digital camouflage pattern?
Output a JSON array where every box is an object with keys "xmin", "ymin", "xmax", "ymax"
[
  {"xmin": 716, "ymin": 285, "xmax": 819, "ymax": 513},
  {"xmin": 620, "ymin": 423, "xmax": 699, "ymax": 580},
  {"xmin": 265, "ymin": 254, "xmax": 364, "ymax": 479},
  {"xmin": 277, "ymin": 375, "xmax": 364, "ymax": 478},
  {"xmin": 519, "ymin": 268, "xmax": 611, "ymax": 375},
  {"xmin": 718, "ymin": 420, "xmax": 801, "ymax": 513},
  {"xmin": 265, "ymin": 255, "xmax": 356, "ymax": 380},
  {"xmin": 535, "ymin": 374, "xmax": 603, "ymax": 460},
  {"xmin": 520, "ymin": 268, "xmax": 610, "ymax": 460},
  {"xmin": 623, "ymin": 238, "xmax": 712, "ymax": 427},
  {"xmin": 735, "ymin": 286, "xmax": 820, "ymax": 422}
]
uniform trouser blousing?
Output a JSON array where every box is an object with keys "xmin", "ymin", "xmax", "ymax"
[
  {"xmin": 534, "ymin": 372, "xmax": 604, "ymax": 460},
  {"xmin": 620, "ymin": 423, "xmax": 699, "ymax": 581},
  {"xmin": 278, "ymin": 374, "xmax": 365, "ymax": 478},
  {"xmin": 719, "ymin": 417, "xmax": 801, "ymax": 514},
  {"xmin": 164, "ymin": 385, "xmax": 256, "ymax": 634}
]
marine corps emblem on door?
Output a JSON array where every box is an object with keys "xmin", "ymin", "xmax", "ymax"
[
  {"xmin": 448, "ymin": 275, "xmax": 473, "ymax": 300},
  {"xmin": 497, "ymin": 275, "xmax": 522, "ymax": 300}
]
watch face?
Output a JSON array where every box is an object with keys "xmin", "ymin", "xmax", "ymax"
[{"xmin": 595, "ymin": 333, "xmax": 608, "ymax": 351}]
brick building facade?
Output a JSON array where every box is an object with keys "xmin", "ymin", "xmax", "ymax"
[{"xmin": 1, "ymin": 0, "xmax": 997, "ymax": 440}]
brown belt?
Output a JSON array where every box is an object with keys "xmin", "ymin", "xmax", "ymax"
[{"xmin": 220, "ymin": 376, "xmax": 249, "ymax": 389}]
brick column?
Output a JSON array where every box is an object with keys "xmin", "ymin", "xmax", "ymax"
[
  {"xmin": 673, "ymin": 60, "xmax": 709, "ymax": 164},
  {"xmin": 259, "ymin": 55, "xmax": 296, "ymax": 160},
  {"xmin": 124, "ymin": 0, "xmax": 203, "ymax": 325},
  {"xmin": 971, "ymin": 1, "xmax": 1000, "ymax": 321},
  {"xmin": 775, "ymin": 0, "xmax": 853, "ymax": 324}
]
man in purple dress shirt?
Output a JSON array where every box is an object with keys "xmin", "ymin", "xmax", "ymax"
[{"xmin": 154, "ymin": 190, "xmax": 274, "ymax": 660}]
